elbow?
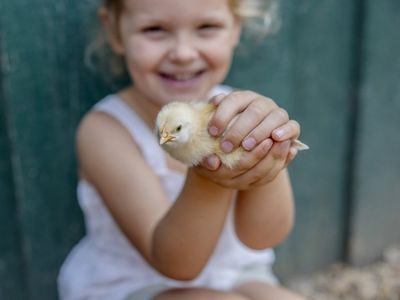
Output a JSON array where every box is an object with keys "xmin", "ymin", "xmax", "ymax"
[
  {"xmin": 150, "ymin": 248, "xmax": 204, "ymax": 281},
  {"xmin": 152, "ymin": 261, "xmax": 203, "ymax": 282},
  {"xmin": 159, "ymin": 268, "xmax": 200, "ymax": 282},
  {"xmin": 237, "ymin": 228, "xmax": 292, "ymax": 251}
]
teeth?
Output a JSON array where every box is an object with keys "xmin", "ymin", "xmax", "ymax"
[{"xmin": 170, "ymin": 73, "xmax": 196, "ymax": 81}]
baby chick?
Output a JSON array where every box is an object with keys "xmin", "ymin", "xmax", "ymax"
[{"xmin": 155, "ymin": 101, "xmax": 308, "ymax": 168}]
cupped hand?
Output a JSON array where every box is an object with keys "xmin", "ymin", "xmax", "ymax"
[
  {"xmin": 194, "ymin": 138, "xmax": 295, "ymax": 190},
  {"xmin": 208, "ymin": 91, "xmax": 301, "ymax": 153}
]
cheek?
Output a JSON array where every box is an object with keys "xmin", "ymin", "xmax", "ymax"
[
  {"xmin": 205, "ymin": 44, "xmax": 235, "ymax": 77},
  {"xmin": 203, "ymin": 35, "xmax": 237, "ymax": 69},
  {"xmin": 124, "ymin": 39, "xmax": 163, "ymax": 73}
]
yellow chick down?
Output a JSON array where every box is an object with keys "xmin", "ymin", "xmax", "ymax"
[{"xmin": 155, "ymin": 101, "xmax": 309, "ymax": 168}]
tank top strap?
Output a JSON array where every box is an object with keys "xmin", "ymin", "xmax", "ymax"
[
  {"xmin": 93, "ymin": 95, "xmax": 169, "ymax": 176},
  {"xmin": 209, "ymin": 84, "xmax": 233, "ymax": 97}
]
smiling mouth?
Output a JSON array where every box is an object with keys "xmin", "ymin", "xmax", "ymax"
[{"xmin": 159, "ymin": 71, "xmax": 204, "ymax": 81}]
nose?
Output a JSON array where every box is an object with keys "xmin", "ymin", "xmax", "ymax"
[{"xmin": 168, "ymin": 33, "xmax": 198, "ymax": 63}]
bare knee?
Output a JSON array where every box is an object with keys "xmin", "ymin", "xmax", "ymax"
[
  {"xmin": 154, "ymin": 287, "xmax": 250, "ymax": 300},
  {"xmin": 234, "ymin": 281, "xmax": 307, "ymax": 300}
]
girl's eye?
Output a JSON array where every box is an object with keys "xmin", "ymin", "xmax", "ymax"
[
  {"xmin": 199, "ymin": 23, "xmax": 221, "ymax": 31},
  {"xmin": 198, "ymin": 24, "xmax": 221, "ymax": 36},
  {"xmin": 142, "ymin": 26, "xmax": 166, "ymax": 36}
]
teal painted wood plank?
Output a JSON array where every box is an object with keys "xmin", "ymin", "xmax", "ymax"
[
  {"xmin": 0, "ymin": 94, "xmax": 27, "ymax": 300},
  {"xmin": 0, "ymin": 2, "xmax": 27, "ymax": 298},
  {"xmin": 1, "ymin": 0, "xmax": 398, "ymax": 296},
  {"xmin": 348, "ymin": 0, "xmax": 400, "ymax": 265},
  {"xmin": 272, "ymin": 0, "xmax": 358, "ymax": 279},
  {"xmin": 0, "ymin": 0, "xmax": 103, "ymax": 298},
  {"xmin": 228, "ymin": 0, "xmax": 357, "ymax": 279}
]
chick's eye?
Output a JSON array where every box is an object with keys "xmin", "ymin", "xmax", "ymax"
[{"xmin": 176, "ymin": 125, "xmax": 182, "ymax": 132}]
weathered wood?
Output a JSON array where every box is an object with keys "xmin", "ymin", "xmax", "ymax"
[
  {"xmin": 1, "ymin": 0, "xmax": 400, "ymax": 298},
  {"xmin": 347, "ymin": 0, "xmax": 400, "ymax": 265},
  {"xmin": 0, "ymin": 92, "xmax": 27, "ymax": 300},
  {"xmin": 228, "ymin": 0, "xmax": 358, "ymax": 279},
  {"xmin": 0, "ymin": 0, "xmax": 98, "ymax": 298}
]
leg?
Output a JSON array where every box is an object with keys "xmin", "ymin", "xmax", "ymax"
[
  {"xmin": 154, "ymin": 287, "xmax": 250, "ymax": 300},
  {"xmin": 234, "ymin": 281, "xmax": 307, "ymax": 300}
]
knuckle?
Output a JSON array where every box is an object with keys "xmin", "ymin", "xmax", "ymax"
[
  {"xmin": 261, "ymin": 96, "xmax": 278, "ymax": 109},
  {"xmin": 225, "ymin": 128, "xmax": 246, "ymax": 144},
  {"xmin": 209, "ymin": 115, "xmax": 229, "ymax": 133},
  {"xmin": 240, "ymin": 90, "xmax": 258, "ymax": 98},
  {"xmin": 275, "ymin": 108, "xmax": 289, "ymax": 123},
  {"xmin": 246, "ymin": 104, "xmax": 266, "ymax": 120},
  {"xmin": 253, "ymin": 97, "xmax": 269, "ymax": 107},
  {"xmin": 228, "ymin": 90, "xmax": 249, "ymax": 103},
  {"xmin": 228, "ymin": 90, "xmax": 259, "ymax": 106}
]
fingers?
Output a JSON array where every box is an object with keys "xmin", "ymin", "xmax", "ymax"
[
  {"xmin": 201, "ymin": 154, "xmax": 221, "ymax": 171},
  {"xmin": 241, "ymin": 108, "xmax": 290, "ymax": 151},
  {"xmin": 272, "ymin": 119, "xmax": 301, "ymax": 142},
  {"xmin": 232, "ymin": 138, "xmax": 274, "ymax": 173},
  {"xmin": 208, "ymin": 91, "xmax": 279, "ymax": 152},
  {"xmin": 201, "ymin": 90, "xmax": 304, "ymax": 189},
  {"xmin": 208, "ymin": 93, "xmax": 227, "ymax": 106},
  {"xmin": 196, "ymin": 139, "xmax": 274, "ymax": 187},
  {"xmin": 196, "ymin": 140, "xmax": 298, "ymax": 190},
  {"xmin": 208, "ymin": 91, "xmax": 260, "ymax": 138},
  {"xmin": 235, "ymin": 141, "xmax": 291, "ymax": 188},
  {"xmin": 286, "ymin": 147, "xmax": 298, "ymax": 165}
]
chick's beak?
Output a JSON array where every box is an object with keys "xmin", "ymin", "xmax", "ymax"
[{"xmin": 159, "ymin": 128, "xmax": 174, "ymax": 145}]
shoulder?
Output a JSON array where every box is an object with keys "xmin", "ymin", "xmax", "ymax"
[
  {"xmin": 76, "ymin": 107, "xmax": 142, "ymax": 181},
  {"xmin": 76, "ymin": 93, "xmax": 136, "ymax": 149},
  {"xmin": 77, "ymin": 109, "xmax": 131, "ymax": 149}
]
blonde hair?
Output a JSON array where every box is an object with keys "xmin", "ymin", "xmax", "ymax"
[
  {"xmin": 85, "ymin": 0, "xmax": 280, "ymax": 84},
  {"xmin": 234, "ymin": 0, "xmax": 280, "ymax": 36}
]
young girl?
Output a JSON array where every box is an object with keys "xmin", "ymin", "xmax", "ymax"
[{"xmin": 58, "ymin": 0, "xmax": 306, "ymax": 299}]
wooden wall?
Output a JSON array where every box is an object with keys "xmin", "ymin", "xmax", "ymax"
[{"xmin": 1, "ymin": 0, "xmax": 399, "ymax": 299}]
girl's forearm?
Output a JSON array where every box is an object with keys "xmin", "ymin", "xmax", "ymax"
[
  {"xmin": 234, "ymin": 169, "xmax": 295, "ymax": 250},
  {"xmin": 151, "ymin": 169, "xmax": 234, "ymax": 280}
]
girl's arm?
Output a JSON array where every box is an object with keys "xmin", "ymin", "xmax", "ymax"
[
  {"xmin": 77, "ymin": 111, "xmax": 234, "ymax": 281},
  {"xmin": 203, "ymin": 90, "xmax": 301, "ymax": 250},
  {"xmin": 153, "ymin": 169, "xmax": 234, "ymax": 280},
  {"xmin": 235, "ymin": 168, "xmax": 295, "ymax": 250},
  {"xmin": 196, "ymin": 139, "xmax": 296, "ymax": 251}
]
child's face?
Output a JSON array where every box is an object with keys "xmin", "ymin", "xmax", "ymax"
[{"xmin": 107, "ymin": 0, "xmax": 241, "ymax": 106}]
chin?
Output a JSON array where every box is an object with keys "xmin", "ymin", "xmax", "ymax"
[{"xmin": 171, "ymin": 90, "xmax": 211, "ymax": 102}]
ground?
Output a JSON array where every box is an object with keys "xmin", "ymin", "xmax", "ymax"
[{"xmin": 287, "ymin": 244, "xmax": 400, "ymax": 300}]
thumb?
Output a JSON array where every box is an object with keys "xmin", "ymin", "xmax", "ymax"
[{"xmin": 200, "ymin": 154, "xmax": 221, "ymax": 171}]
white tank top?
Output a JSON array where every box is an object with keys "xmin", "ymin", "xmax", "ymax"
[{"xmin": 58, "ymin": 86, "xmax": 275, "ymax": 300}]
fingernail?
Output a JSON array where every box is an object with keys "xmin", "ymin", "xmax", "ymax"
[
  {"xmin": 206, "ymin": 156, "xmax": 219, "ymax": 170},
  {"xmin": 242, "ymin": 137, "xmax": 256, "ymax": 151},
  {"xmin": 221, "ymin": 140, "xmax": 233, "ymax": 153},
  {"xmin": 208, "ymin": 126, "xmax": 219, "ymax": 136},
  {"xmin": 274, "ymin": 128, "xmax": 286, "ymax": 139}
]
